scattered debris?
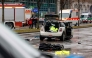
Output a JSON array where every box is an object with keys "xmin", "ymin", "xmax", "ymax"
[{"xmin": 39, "ymin": 43, "xmax": 64, "ymax": 51}]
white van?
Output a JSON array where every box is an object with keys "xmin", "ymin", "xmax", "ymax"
[{"xmin": 80, "ymin": 12, "xmax": 92, "ymax": 23}]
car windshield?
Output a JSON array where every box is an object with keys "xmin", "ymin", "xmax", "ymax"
[
  {"xmin": 80, "ymin": 15, "xmax": 88, "ymax": 18},
  {"xmin": 62, "ymin": 13, "xmax": 69, "ymax": 18}
]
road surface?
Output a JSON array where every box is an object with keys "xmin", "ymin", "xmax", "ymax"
[{"xmin": 18, "ymin": 27, "xmax": 92, "ymax": 58}]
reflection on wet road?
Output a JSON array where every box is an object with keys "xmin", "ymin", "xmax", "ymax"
[{"xmin": 18, "ymin": 27, "xmax": 92, "ymax": 58}]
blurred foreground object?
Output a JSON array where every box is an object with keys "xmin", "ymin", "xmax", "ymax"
[
  {"xmin": 0, "ymin": 23, "xmax": 41, "ymax": 58},
  {"xmin": 66, "ymin": 54, "xmax": 84, "ymax": 58},
  {"xmin": 0, "ymin": 23, "xmax": 60, "ymax": 58}
]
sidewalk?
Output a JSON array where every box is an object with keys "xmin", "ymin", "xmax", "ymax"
[{"xmin": 14, "ymin": 23, "xmax": 92, "ymax": 30}]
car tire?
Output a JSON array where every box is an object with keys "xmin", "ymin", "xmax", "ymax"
[
  {"xmin": 60, "ymin": 33, "xmax": 65, "ymax": 41},
  {"xmin": 40, "ymin": 35, "xmax": 44, "ymax": 41},
  {"xmin": 86, "ymin": 21, "xmax": 88, "ymax": 23},
  {"xmin": 5, "ymin": 22, "xmax": 14, "ymax": 29},
  {"xmin": 74, "ymin": 22, "xmax": 78, "ymax": 26}
]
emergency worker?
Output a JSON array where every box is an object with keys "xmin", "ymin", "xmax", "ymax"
[{"xmin": 49, "ymin": 24, "xmax": 58, "ymax": 32}]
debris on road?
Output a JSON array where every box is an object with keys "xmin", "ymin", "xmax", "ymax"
[{"xmin": 39, "ymin": 43, "xmax": 64, "ymax": 51}]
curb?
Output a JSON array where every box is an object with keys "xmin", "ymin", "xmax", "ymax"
[{"xmin": 14, "ymin": 24, "xmax": 92, "ymax": 33}]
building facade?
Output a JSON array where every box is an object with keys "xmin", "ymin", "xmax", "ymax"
[
  {"xmin": 57, "ymin": 0, "xmax": 71, "ymax": 14},
  {"xmin": 57, "ymin": 0, "xmax": 92, "ymax": 14},
  {"xmin": 2, "ymin": 0, "xmax": 57, "ymax": 18},
  {"xmin": 70, "ymin": 0, "xmax": 92, "ymax": 14}
]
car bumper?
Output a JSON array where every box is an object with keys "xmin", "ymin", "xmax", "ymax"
[
  {"xmin": 40, "ymin": 32, "xmax": 63, "ymax": 37},
  {"xmin": 40, "ymin": 35, "xmax": 60, "ymax": 38}
]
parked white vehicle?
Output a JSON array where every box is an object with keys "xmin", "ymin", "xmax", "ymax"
[
  {"xmin": 80, "ymin": 12, "xmax": 92, "ymax": 23},
  {"xmin": 40, "ymin": 14, "xmax": 73, "ymax": 41}
]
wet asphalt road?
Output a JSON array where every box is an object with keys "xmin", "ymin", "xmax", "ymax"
[{"xmin": 18, "ymin": 27, "xmax": 92, "ymax": 58}]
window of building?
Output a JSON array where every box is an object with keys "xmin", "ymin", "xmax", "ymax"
[
  {"xmin": 30, "ymin": 0, "xmax": 33, "ymax": 1},
  {"xmin": 76, "ymin": 12, "xmax": 78, "ymax": 16},
  {"xmin": 74, "ymin": 4, "xmax": 78, "ymax": 8},
  {"xmin": 80, "ymin": 4, "xmax": 82, "ymax": 8},
  {"xmin": 53, "ymin": 0, "xmax": 55, "ymax": 3},
  {"xmin": 87, "ymin": 5, "xmax": 89, "ymax": 9},
  {"xmin": 41, "ymin": 0, "xmax": 45, "ymax": 2},
  {"xmin": 83, "ymin": 5, "xmax": 85, "ymax": 8}
]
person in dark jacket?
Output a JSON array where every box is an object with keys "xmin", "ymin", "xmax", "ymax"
[{"xmin": 33, "ymin": 17, "xmax": 37, "ymax": 29}]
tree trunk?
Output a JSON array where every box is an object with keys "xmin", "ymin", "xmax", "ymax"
[{"xmin": 2, "ymin": 0, "xmax": 4, "ymax": 23}]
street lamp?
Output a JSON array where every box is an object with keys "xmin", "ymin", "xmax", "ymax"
[{"xmin": 1, "ymin": 0, "xmax": 4, "ymax": 23}]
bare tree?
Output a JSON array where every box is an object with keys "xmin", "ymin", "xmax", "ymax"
[
  {"xmin": 60, "ymin": 0, "xmax": 68, "ymax": 9},
  {"xmin": 1, "ymin": 0, "xmax": 4, "ymax": 23},
  {"xmin": 60, "ymin": 0, "xmax": 68, "ymax": 20},
  {"xmin": 37, "ymin": 0, "xmax": 43, "ymax": 29}
]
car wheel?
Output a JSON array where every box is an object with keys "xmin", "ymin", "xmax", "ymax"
[
  {"xmin": 60, "ymin": 33, "xmax": 65, "ymax": 41},
  {"xmin": 40, "ymin": 35, "xmax": 44, "ymax": 41},
  {"xmin": 5, "ymin": 22, "xmax": 14, "ymax": 29},
  {"xmin": 86, "ymin": 21, "xmax": 88, "ymax": 23}
]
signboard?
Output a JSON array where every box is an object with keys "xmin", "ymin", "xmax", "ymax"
[
  {"xmin": 32, "ymin": 8, "xmax": 38, "ymax": 13},
  {"xmin": 25, "ymin": 9, "xmax": 32, "ymax": 20}
]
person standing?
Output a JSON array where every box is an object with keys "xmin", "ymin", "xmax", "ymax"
[
  {"xmin": 28, "ymin": 18, "xmax": 33, "ymax": 29},
  {"xmin": 33, "ymin": 17, "xmax": 37, "ymax": 29}
]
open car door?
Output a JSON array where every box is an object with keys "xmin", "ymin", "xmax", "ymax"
[{"xmin": 64, "ymin": 22, "xmax": 73, "ymax": 37}]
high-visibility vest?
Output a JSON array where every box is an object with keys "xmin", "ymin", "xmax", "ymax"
[{"xmin": 50, "ymin": 26, "xmax": 58, "ymax": 32}]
